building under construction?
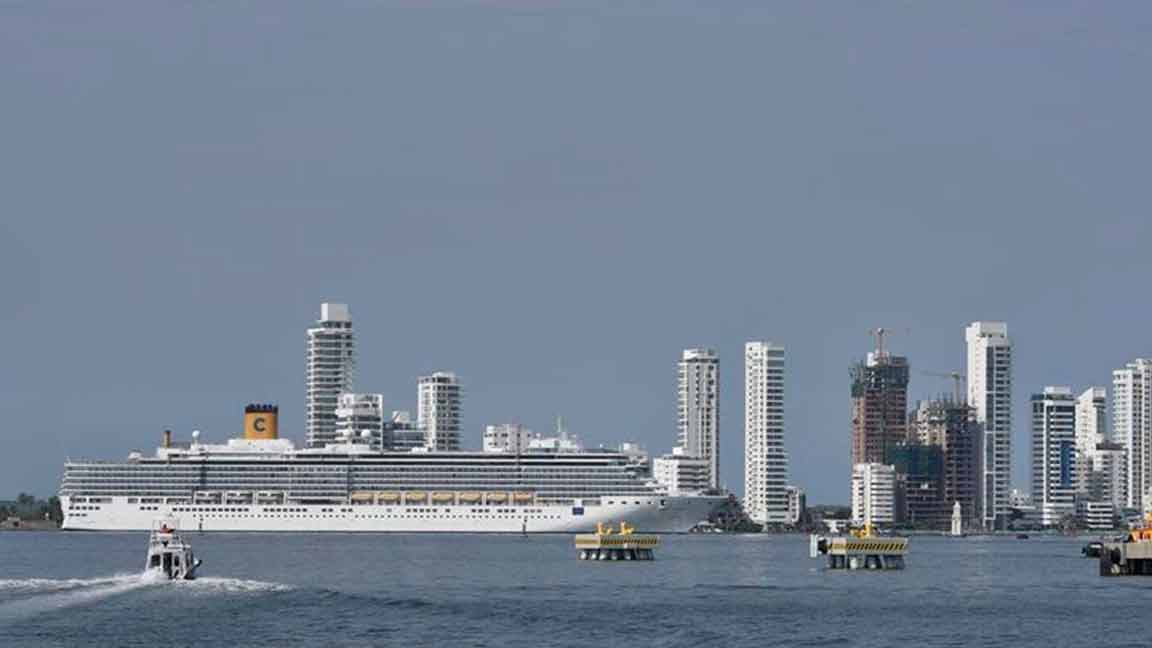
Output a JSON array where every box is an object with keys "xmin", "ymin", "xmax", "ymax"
[
  {"xmin": 905, "ymin": 398, "xmax": 984, "ymax": 529},
  {"xmin": 851, "ymin": 338, "xmax": 910, "ymax": 468}
]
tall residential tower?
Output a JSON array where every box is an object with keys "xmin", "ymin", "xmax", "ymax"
[
  {"xmin": 418, "ymin": 372, "xmax": 463, "ymax": 451},
  {"xmin": 678, "ymin": 349, "xmax": 720, "ymax": 490},
  {"xmin": 1113, "ymin": 359, "xmax": 1152, "ymax": 511},
  {"xmin": 1031, "ymin": 386, "xmax": 1076, "ymax": 527},
  {"xmin": 1075, "ymin": 387, "xmax": 1107, "ymax": 494},
  {"xmin": 744, "ymin": 342, "xmax": 787, "ymax": 525},
  {"xmin": 966, "ymin": 321, "xmax": 1012, "ymax": 530},
  {"xmin": 306, "ymin": 303, "xmax": 355, "ymax": 448}
]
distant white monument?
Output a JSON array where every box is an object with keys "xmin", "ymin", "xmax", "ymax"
[{"xmin": 950, "ymin": 501, "xmax": 963, "ymax": 537}]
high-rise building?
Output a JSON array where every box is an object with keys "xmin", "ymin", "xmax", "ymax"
[
  {"xmin": 851, "ymin": 346, "xmax": 910, "ymax": 467},
  {"xmin": 1090, "ymin": 441, "xmax": 1127, "ymax": 511},
  {"xmin": 887, "ymin": 443, "xmax": 944, "ymax": 526},
  {"xmin": 1075, "ymin": 387, "xmax": 1107, "ymax": 494},
  {"xmin": 966, "ymin": 321, "xmax": 1012, "ymax": 529},
  {"xmin": 418, "ymin": 372, "xmax": 462, "ymax": 451},
  {"xmin": 907, "ymin": 399, "xmax": 983, "ymax": 529},
  {"xmin": 1031, "ymin": 386, "xmax": 1077, "ymax": 527},
  {"xmin": 851, "ymin": 463, "xmax": 897, "ymax": 525},
  {"xmin": 334, "ymin": 392, "xmax": 383, "ymax": 449},
  {"xmin": 678, "ymin": 348, "xmax": 720, "ymax": 490},
  {"xmin": 744, "ymin": 341, "xmax": 787, "ymax": 525},
  {"xmin": 1113, "ymin": 359, "xmax": 1152, "ymax": 511},
  {"xmin": 483, "ymin": 423, "xmax": 533, "ymax": 453},
  {"xmin": 306, "ymin": 303, "xmax": 355, "ymax": 448}
]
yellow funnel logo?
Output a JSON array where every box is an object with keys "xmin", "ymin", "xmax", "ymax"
[{"xmin": 244, "ymin": 404, "xmax": 278, "ymax": 440}]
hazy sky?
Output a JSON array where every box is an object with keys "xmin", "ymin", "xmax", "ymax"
[{"xmin": 2, "ymin": 1, "xmax": 1150, "ymax": 504}]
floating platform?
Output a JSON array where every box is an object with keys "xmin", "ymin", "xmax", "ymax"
[
  {"xmin": 810, "ymin": 529, "xmax": 908, "ymax": 570},
  {"xmin": 1099, "ymin": 541, "xmax": 1152, "ymax": 576},
  {"xmin": 1100, "ymin": 517, "xmax": 1152, "ymax": 576},
  {"xmin": 575, "ymin": 522, "xmax": 659, "ymax": 561}
]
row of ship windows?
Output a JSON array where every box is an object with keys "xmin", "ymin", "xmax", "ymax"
[
  {"xmin": 68, "ymin": 468, "xmax": 641, "ymax": 475},
  {"xmin": 180, "ymin": 515, "xmax": 564, "ymax": 520},
  {"xmin": 163, "ymin": 506, "xmax": 555, "ymax": 514}
]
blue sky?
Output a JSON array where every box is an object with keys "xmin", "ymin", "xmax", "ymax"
[{"xmin": 2, "ymin": 1, "xmax": 1150, "ymax": 503}]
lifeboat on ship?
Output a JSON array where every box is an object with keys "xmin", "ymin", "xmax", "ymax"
[{"xmin": 431, "ymin": 492, "xmax": 456, "ymax": 504}]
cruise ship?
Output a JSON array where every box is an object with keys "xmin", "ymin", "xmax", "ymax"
[{"xmin": 60, "ymin": 409, "xmax": 725, "ymax": 533}]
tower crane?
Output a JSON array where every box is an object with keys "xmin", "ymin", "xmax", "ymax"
[{"xmin": 923, "ymin": 371, "xmax": 966, "ymax": 404}]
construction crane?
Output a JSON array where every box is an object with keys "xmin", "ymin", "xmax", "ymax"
[
  {"xmin": 871, "ymin": 328, "xmax": 888, "ymax": 359},
  {"xmin": 869, "ymin": 327, "xmax": 912, "ymax": 360},
  {"xmin": 923, "ymin": 371, "xmax": 966, "ymax": 404}
]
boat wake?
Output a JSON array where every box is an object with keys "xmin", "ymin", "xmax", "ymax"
[
  {"xmin": 171, "ymin": 577, "xmax": 294, "ymax": 594},
  {"xmin": 0, "ymin": 571, "xmax": 164, "ymax": 620},
  {"xmin": 0, "ymin": 575, "xmax": 142, "ymax": 594}
]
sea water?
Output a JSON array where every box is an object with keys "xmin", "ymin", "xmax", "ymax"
[{"xmin": 0, "ymin": 532, "xmax": 1146, "ymax": 647}]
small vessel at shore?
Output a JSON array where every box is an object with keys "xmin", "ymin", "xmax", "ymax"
[
  {"xmin": 1082, "ymin": 541, "xmax": 1104, "ymax": 558},
  {"xmin": 145, "ymin": 519, "xmax": 201, "ymax": 580}
]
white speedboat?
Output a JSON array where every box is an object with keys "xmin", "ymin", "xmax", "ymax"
[{"xmin": 145, "ymin": 519, "xmax": 201, "ymax": 580}]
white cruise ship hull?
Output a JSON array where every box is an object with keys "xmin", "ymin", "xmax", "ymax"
[{"xmin": 61, "ymin": 495, "xmax": 724, "ymax": 533}]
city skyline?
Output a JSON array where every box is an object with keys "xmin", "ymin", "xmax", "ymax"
[
  {"xmin": 4, "ymin": 290, "xmax": 1147, "ymax": 507},
  {"xmin": 5, "ymin": 293, "xmax": 1152, "ymax": 507}
]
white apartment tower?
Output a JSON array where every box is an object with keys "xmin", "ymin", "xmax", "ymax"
[
  {"xmin": 678, "ymin": 348, "xmax": 720, "ymax": 490},
  {"xmin": 1075, "ymin": 387, "xmax": 1107, "ymax": 492},
  {"xmin": 418, "ymin": 372, "xmax": 463, "ymax": 451},
  {"xmin": 1031, "ymin": 387, "xmax": 1077, "ymax": 527},
  {"xmin": 966, "ymin": 321, "xmax": 1012, "ymax": 529},
  {"xmin": 851, "ymin": 463, "xmax": 896, "ymax": 526},
  {"xmin": 1113, "ymin": 359, "xmax": 1152, "ymax": 511},
  {"xmin": 744, "ymin": 342, "xmax": 788, "ymax": 525},
  {"xmin": 306, "ymin": 303, "xmax": 355, "ymax": 448}
]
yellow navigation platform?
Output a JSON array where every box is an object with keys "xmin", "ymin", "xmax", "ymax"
[{"xmin": 575, "ymin": 522, "xmax": 660, "ymax": 561}]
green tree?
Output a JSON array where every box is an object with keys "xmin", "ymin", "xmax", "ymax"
[{"xmin": 47, "ymin": 497, "xmax": 63, "ymax": 523}]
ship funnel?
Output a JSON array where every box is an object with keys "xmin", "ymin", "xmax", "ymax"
[
  {"xmin": 244, "ymin": 404, "xmax": 279, "ymax": 440},
  {"xmin": 163, "ymin": 429, "xmax": 172, "ymax": 448}
]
